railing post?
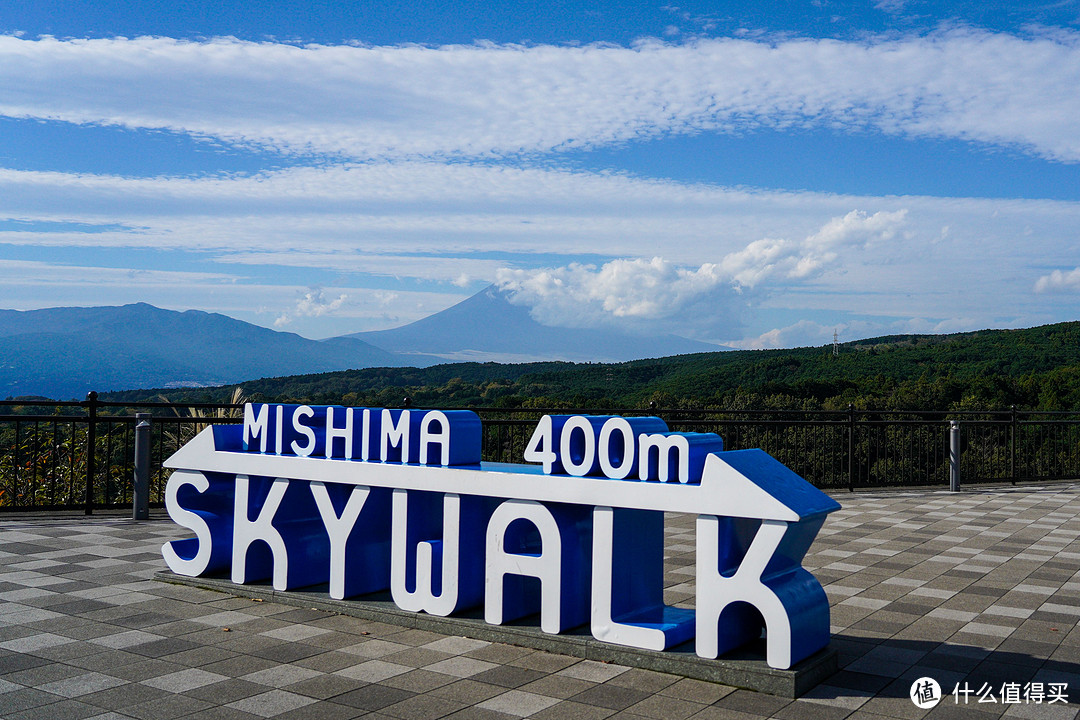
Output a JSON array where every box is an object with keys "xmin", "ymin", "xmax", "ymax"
[
  {"xmin": 949, "ymin": 420, "xmax": 961, "ymax": 492},
  {"xmin": 847, "ymin": 404, "xmax": 855, "ymax": 491},
  {"xmin": 133, "ymin": 413, "xmax": 151, "ymax": 520},
  {"xmin": 84, "ymin": 391, "xmax": 98, "ymax": 515},
  {"xmin": 1010, "ymin": 405, "xmax": 1018, "ymax": 485}
]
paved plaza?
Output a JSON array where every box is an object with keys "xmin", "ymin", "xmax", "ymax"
[{"xmin": 3, "ymin": 484, "xmax": 1080, "ymax": 719}]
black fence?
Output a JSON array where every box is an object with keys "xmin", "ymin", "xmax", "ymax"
[{"xmin": 2, "ymin": 396, "xmax": 1079, "ymax": 512}]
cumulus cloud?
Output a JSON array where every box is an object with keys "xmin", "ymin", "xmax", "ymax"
[
  {"xmin": 496, "ymin": 257, "xmax": 721, "ymax": 319},
  {"xmin": 1034, "ymin": 267, "xmax": 1080, "ymax": 292},
  {"xmin": 275, "ymin": 287, "xmax": 348, "ymax": 327},
  {"xmin": 1, "ymin": 30, "xmax": 1079, "ymax": 161},
  {"xmin": 720, "ymin": 209, "xmax": 908, "ymax": 287},
  {"xmin": 492, "ymin": 210, "xmax": 905, "ymax": 338},
  {"xmin": 732, "ymin": 320, "xmax": 840, "ymax": 350},
  {"xmin": 496, "ymin": 257, "xmax": 744, "ymax": 338}
]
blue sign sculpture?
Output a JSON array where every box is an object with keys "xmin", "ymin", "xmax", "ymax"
[{"xmin": 162, "ymin": 404, "xmax": 840, "ymax": 669}]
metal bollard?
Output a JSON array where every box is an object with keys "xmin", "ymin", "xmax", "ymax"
[
  {"xmin": 949, "ymin": 420, "xmax": 960, "ymax": 492},
  {"xmin": 133, "ymin": 413, "xmax": 151, "ymax": 520}
]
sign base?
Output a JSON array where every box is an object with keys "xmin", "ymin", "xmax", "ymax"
[{"xmin": 155, "ymin": 570, "xmax": 838, "ymax": 698}]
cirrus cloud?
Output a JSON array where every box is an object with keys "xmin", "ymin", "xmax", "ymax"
[{"xmin": 0, "ymin": 30, "xmax": 1079, "ymax": 161}]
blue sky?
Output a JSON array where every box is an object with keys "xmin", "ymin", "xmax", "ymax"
[{"xmin": 1, "ymin": 1, "xmax": 1079, "ymax": 349}]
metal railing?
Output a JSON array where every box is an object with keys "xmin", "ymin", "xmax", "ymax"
[
  {"xmin": 0, "ymin": 394, "xmax": 243, "ymax": 513},
  {"xmin": 2, "ymin": 397, "xmax": 1079, "ymax": 512}
]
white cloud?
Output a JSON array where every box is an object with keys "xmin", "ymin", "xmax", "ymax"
[
  {"xmin": 274, "ymin": 287, "xmax": 348, "ymax": 327},
  {"xmin": 719, "ymin": 210, "xmax": 908, "ymax": 287},
  {"xmin": 491, "ymin": 211, "xmax": 905, "ymax": 338},
  {"xmin": 216, "ymin": 251, "xmax": 507, "ymax": 284},
  {"xmin": 0, "ymin": 258, "xmax": 239, "ymax": 288},
  {"xmin": 497, "ymin": 257, "xmax": 733, "ymax": 324},
  {"xmin": 732, "ymin": 315, "xmax": 1008, "ymax": 350},
  {"xmin": 1, "ymin": 30, "xmax": 1079, "ymax": 161},
  {"xmin": 1034, "ymin": 267, "xmax": 1080, "ymax": 292},
  {"xmin": 732, "ymin": 320, "xmax": 839, "ymax": 350},
  {"xmin": 874, "ymin": 0, "xmax": 909, "ymax": 13},
  {"xmin": 496, "ymin": 258, "xmax": 746, "ymax": 339}
]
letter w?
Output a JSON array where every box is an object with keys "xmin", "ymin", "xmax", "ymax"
[{"xmin": 390, "ymin": 490, "xmax": 465, "ymax": 616}]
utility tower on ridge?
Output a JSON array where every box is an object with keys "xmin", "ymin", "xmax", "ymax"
[{"xmin": 833, "ymin": 329, "xmax": 839, "ymax": 357}]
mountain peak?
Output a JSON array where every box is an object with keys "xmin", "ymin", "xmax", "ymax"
[{"xmin": 346, "ymin": 285, "xmax": 719, "ymax": 363}]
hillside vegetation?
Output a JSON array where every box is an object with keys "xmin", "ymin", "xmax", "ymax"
[{"xmin": 102, "ymin": 322, "xmax": 1080, "ymax": 411}]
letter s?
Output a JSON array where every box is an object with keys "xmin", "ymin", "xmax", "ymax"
[{"xmin": 161, "ymin": 470, "xmax": 233, "ymax": 576}]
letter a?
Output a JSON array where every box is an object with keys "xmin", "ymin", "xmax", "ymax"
[{"xmin": 485, "ymin": 500, "xmax": 591, "ymax": 634}]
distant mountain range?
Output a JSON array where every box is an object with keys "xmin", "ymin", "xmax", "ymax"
[
  {"xmin": 0, "ymin": 304, "xmax": 402, "ymax": 400},
  {"xmin": 0, "ymin": 287, "xmax": 721, "ymax": 399}
]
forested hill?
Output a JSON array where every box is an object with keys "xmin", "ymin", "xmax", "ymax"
[{"xmin": 103, "ymin": 322, "xmax": 1080, "ymax": 411}]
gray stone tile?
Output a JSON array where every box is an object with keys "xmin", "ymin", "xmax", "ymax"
[
  {"xmin": 478, "ymin": 690, "xmax": 561, "ymax": 717},
  {"xmin": 5, "ymin": 698, "xmax": 103, "ymax": 720},
  {"xmin": 142, "ymin": 667, "xmax": 230, "ymax": 692},
  {"xmin": 382, "ymin": 668, "xmax": 458, "ymax": 693},
  {"xmin": 0, "ymin": 687, "xmax": 64, "ymax": 714},
  {"xmin": 626, "ymin": 694, "xmax": 706, "ymax": 720},
  {"xmin": 116, "ymin": 693, "xmax": 215, "ymax": 720},
  {"xmin": 280, "ymin": 673, "xmax": 360, "ymax": 700},
  {"xmin": 422, "ymin": 636, "xmax": 492, "ymax": 655},
  {"xmin": 381, "ymin": 692, "xmax": 470, "ymax": 719},
  {"xmin": 557, "ymin": 661, "xmax": 630, "ymax": 683},
  {"xmin": 426, "ymin": 656, "xmax": 500, "ymax": 678},
  {"xmin": 531, "ymin": 700, "xmax": 618, "ymax": 720},
  {"xmin": 38, "ymin": 672, "xmax": 127, "ymax": 699},
  {"xmin": 95, "ymin": 656, "xmax": 185, "ymax": 682},
  {"xmin": 226, "ymin": 689, "xmax": 318, "ymax": 717},
  {"xmin": 0, "ymin": 631, "xmax": 76, "ymax": 653},
  {"xmin": 182, "ymin": 678, "xmax": 268, "ymax": 704},
  {"xmin": 472, "ymin": 665, "xmax": 549, "ymax": 689},
  {"xmin": 429, "ymin": 678, "xmax": 508, "ymax": 704},
  {"xmin": 274, "ymin": 701, "xmax": 365, "ymax": 720},
  {"xmin": 334, "ymin": 684, "xmax": 415, "ymax": 711},
  {"xmin": 243, "ymin": 664, "xmax": 323, "ymax": 688},
  {"xmin": 335, "ymin": 659, "xmax": 412, "ymax": 683},
  {"xmin": 570, "ymin": 683, "xmax": 652, "ymax": 711},
  {"xmin": 80, "ymin": 682, "xmax": 170, "ymax": 711}
]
